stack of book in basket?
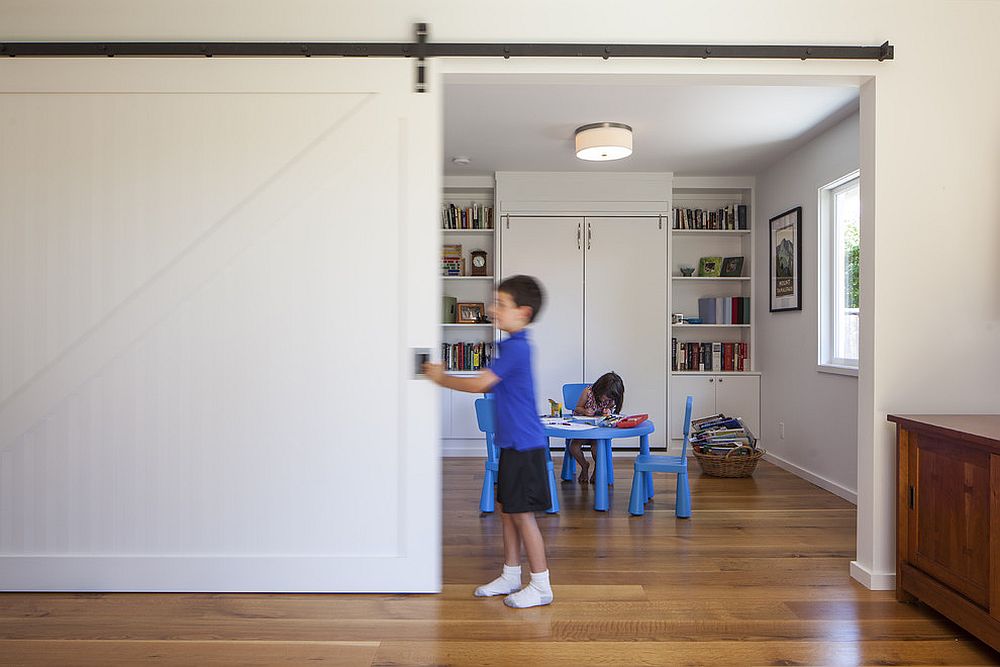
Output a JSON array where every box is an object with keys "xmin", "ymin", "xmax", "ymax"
[{"xmin": 690, "ymin": 413, "xmax": 764, "ymax": 477}]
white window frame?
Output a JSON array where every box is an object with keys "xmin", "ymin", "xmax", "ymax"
[{"xmin": 818, "ymin": 170, "xmax": 860, "ymax": 376}]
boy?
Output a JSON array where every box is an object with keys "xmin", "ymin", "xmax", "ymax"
[{"xmin": 423, "ymin": 275, "xmax": 553, "ymax": 609}]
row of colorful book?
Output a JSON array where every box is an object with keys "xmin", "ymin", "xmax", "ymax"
[
  {"xmin": 672, "ymin": 339, "xmax": 749, "ymax": 372},
  {"xmin": 691, "ymin": 413, "xmax": 758, "ymax": 455},
  {"xmin": 442, "ymin": 244, "xmax": 464, "ymax": 276},
  {"xmin": 697, "ymin": 297, "xmax": 751, "ymax": 325},
  {"xmin": 673, "ymin": 204, "xmax": 748, "ymax": 230},
  {"xmin": 442, "ymin": 342, "xmax": 493, "ymax": 371},
  {"xmin": 442, "ymin": 203, "xmax": 494, "ymax": 230}
]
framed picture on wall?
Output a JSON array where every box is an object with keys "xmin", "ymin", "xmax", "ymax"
[{"xmin": 769, "ymin": 207, "xmax": 803, "ymax": 312}]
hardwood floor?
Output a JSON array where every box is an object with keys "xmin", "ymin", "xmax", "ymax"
[{"xmin": 1, "ymin": 457, "xmax": 996, "ymax": 666}]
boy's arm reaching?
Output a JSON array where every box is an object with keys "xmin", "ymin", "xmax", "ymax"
[{"xmin": 423, "ymin": 362, "xmax": 500, "ymax": 394}]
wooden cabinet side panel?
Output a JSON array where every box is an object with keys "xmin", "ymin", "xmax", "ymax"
[
  {"xmin": 991, "ymin": 454, "xmax": 1000, "ymax": 620},
  {"xmin": 911, "ymin": 434, "xmax": 990, "ymax": 608},
  {"xmin": 897, "ymin": 426, "xmax": 915, "ymax": 602}
]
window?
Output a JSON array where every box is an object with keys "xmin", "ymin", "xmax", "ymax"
[{"xmin": 819, "ymin": 171, "xmax": 860, "ymax": 374}]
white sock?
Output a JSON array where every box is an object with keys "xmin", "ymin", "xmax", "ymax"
[
  {"xmin": 504, "ymin": 570, "xmax": 553, "ymax": 608},
  {"xmin": 474, "ymin": 564, "xmax": 522, "ymax": 597}
]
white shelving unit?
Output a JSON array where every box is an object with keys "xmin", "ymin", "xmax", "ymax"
[
  {"xmin": 668, "ymin": 176, "xmax": 761, "ymax": 445},
  {"xmin": 441, "ymin": 176, "xmax": 497, "ymax": 454}
]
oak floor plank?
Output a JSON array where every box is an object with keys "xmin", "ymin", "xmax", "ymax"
[
  {"xmin": 0, "ymin": 639, "xmax": 378, "ymax": 666},
  {"xmin": 1, "ymin": 457, "xmax": 995, "ymax": 665}
]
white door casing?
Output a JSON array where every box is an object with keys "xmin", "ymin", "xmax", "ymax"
[{"xmin": 0, "ymin": 59, "xmax": 439, "ymax": 592}]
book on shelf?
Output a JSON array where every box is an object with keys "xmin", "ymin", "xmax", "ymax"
[
  {"xmin": 672, "ymin": 338, "xmax": 749, "ymax": 372},
  {"xmin": 696, "ymin": 297, "xmax": 751, "ymax": 324},
  {"xmin": 672, "ymin": 204, "xmax": 748, "ymax": 230},
  {"xmin": 442, "ymin": 341, "xmax": 494, "ymax": 371},
  {"xmin": 441, "ymin": 203, "xmax": 494, "ymax": 230}
]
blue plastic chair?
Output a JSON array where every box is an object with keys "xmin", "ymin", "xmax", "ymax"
[
  {"xmin": 628, "ymin": 395, "xmax": 693, "ymax": 518},
  {"xmin": 475, "ymin": 397, "xmax": 559, "ymax": 514},
  {"xmin": 558, "ymin": 382, "xmax": 615, "ymax": 485}
]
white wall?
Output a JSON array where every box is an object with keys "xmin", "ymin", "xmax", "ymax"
[
  {"xmin": 5, "ymin": 0, "xmax": 1000, "ymax": 591},
  {"xmin": 755, "ymin": 113, "xmax": 859, "ymax": 502}
]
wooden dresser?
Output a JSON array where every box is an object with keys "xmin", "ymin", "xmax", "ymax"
[{"xmin": 889, "ymin": 414, "xmax": 1000, "ymax": 652}]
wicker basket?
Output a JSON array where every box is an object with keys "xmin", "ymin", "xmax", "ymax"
[{"xmin": 692, "ymin": 445, "xmax": 765, "ymax": 478}]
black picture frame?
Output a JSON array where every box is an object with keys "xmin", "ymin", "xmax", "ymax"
[{"xmin": 769, "ymin": 207, "xmax": 803, "ymax": 312}]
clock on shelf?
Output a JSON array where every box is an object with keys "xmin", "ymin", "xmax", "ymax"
[{"xmin": 470, "ymin": 249, "xmax": 489, "ymax": 276}]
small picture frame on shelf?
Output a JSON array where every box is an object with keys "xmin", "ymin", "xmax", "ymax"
[
  {"xmin": 769, "ymin": 206, "xmax": 803, "ymax": 312},
  {"xmin": 457, "ymin": 302, "xmax": 486, "ymax": 324},
  {"xmin": 720, "ymin": 256, "xmax": 745, "ymax": 277},
  {"xmin": 698, "ymin": 256, "xmax": 723, "ymax": 277}
]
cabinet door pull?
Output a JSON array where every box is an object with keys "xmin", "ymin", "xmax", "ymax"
[
  {"xmin": 708, "ymin": 378, "xmax": 714, "ymax": 383},
  {"xmin": 577, "ymin": 222, "xmax": 581, "ymax": 250},
  {"xmin": 908, "ymin": 485, "xmax": 914, "ymax": 509},
  {"xmin": 718, "ymin": 378, "xmax": 723, "ymax": 383},
  {"xmin": 587, "ymin": 222, "xmax": 592, "ymax": 250}
]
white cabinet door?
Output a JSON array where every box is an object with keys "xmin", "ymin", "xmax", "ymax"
[
  {"xmin": 440, "ymin": 387, "xmax": 453, "ymax": 437},
  {"xmin": 671, "ymin": 375, "xmax": 717, "ymax": 439},
  {"xmin": 500, "ymin": 217, "xmax": 584, "ymax": 413},
  {"xmin": 584, "ymin": 217, "xmax": 668, "ymax": 446},
  {"xmin": 715, "ymin": 375, "xmax": 761, "ymax": 440},
  {"xmin": 450, "ymin": 388, "xmax": 486, "ymax": 439}
]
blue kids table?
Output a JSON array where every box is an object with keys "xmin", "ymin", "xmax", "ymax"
[{"xmin": 541, "ymin": 418, "xmax": 656, "ymax": 512}]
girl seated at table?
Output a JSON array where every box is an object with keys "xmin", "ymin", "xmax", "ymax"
[{"xmin": 568, "ymin": 371, "xmax": 625, "ymax": 483}]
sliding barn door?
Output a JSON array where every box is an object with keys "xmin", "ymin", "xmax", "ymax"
[
  {"xmin": 500, "ymin": 217, "xmax": 584, "ymax": 413},
  {"xmin": 0, "ymin": 59, "xmax": 440, "ymax": 591},
  {"xmin": 584, "ymin": 217, "xmax": 668, "ymax": 447}
]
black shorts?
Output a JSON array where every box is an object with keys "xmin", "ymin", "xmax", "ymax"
[{"xmin": 496, "ymin": 447, "xmax": 552, "ymax": 514}]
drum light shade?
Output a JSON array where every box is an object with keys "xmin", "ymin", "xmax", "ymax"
[{"xmin": 575, "ymin": 122, "xmax": 633, "ymax": 161}]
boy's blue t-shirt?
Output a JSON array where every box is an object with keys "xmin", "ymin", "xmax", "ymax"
[{"xmin": 488, "ymin": 329, "xmax": 546, "ymax": 451}]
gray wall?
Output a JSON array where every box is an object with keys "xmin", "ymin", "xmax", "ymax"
[{"xmin": 755, "ymin": 112, "xmax": 860, "ymax": 501}]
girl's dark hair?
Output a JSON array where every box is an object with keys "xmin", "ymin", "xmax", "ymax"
[{"xmin": 592, "ymin": 371, "xmax": 625, "ymax": 413}]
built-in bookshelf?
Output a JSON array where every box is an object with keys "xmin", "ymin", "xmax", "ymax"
[
  {"xmin": 668, "ymin": 176, "xmax": 760, "ymax": 444},
  {"xmin": 441, "ymin": 176, "xmax": 497, "ymax": 450},
  {"xmin": 669, "ymin": 179, "xmax": 755, "ymax": 373}
]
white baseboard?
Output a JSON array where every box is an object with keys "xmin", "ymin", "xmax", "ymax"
[
  {"xmin": 850, "ymin": 560, "xmax": 895, "ymax": 590},
  {"xmin": 442, "ymin": 439, "xmax": 486, "ymax": 457},
  {"xmin": 763, "ymin": 451, "xmax": 857, "ymax": 505}
]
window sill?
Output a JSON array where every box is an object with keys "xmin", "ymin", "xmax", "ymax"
[{"xmin": 817, "ymin": 363, "xmax": 858, "ymax": 377}]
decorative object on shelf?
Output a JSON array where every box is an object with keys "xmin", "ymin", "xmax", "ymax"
[
  {"xmin": 442, "ymin": 243, "xmax": 464, "ymax": 276},
  {"xmin": 679, "ymin": 265, "xmax": 695, "ymax": 277},
  {"xmin": 720, "ymin": 256, "xmax": 745, "ymax": 278},
  {"xmin": 574, "ymin": 122, "xmax": 633, "ymax": 161},
  {"xmin": 672, "ymin": 313, "xmax": 685, "ymax": 324},
  {"xmin": 470, "ymin": 249, "xmax": 489, "ymax": 276},
  {"xmin": 457, "ymin": 302, "xmax": 486, "ymax": 324},
  {"xmin": 442, "ymin": 296, "xmax": 457, "ymax": 324},
  {"xmin": 697, "ymin": 256, "xmax": 723, "ymax": 277},
  {"xmin": 769, "ymin": 207, "xmax": 803, "ymax": 312}
]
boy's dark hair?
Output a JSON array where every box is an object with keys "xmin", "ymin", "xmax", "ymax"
[
  {"xmin": 592, "ymin": 371, "xmax": 625, "ymax": 414},
  {"xmin": 497, "ymin": 274, "xmax": 545, "ymax": 323}
]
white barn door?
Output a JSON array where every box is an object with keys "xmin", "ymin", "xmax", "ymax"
[{"xmin": 0, "ymin": 60, "xmax": 440, "ymax": 591}]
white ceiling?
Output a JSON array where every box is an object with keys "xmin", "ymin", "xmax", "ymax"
[{"xmin": 443, "ymin": 75, "xmax": 859, "ymax": 177}]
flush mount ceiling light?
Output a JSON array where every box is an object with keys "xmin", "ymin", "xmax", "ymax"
[
  {"xmin": 451, "ymin": 156, "xmax": 471, "ymax": 166},
  {"xmin": 574, "ymin": 122, "xmax": 633, "ymax": 161}
]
